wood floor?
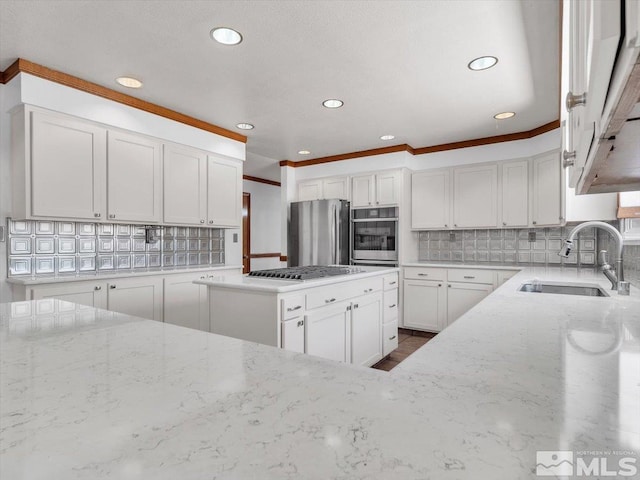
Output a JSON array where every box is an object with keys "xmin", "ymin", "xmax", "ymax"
[{"xmin": 372, "ymin": 328, "xmax": 437, "ymax": 372}]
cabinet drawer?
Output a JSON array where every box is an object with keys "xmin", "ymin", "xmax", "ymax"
[
  {"xmin": 282, "ymin": 295, "xmax": 305, "ymax": 320},
  {"xmin": 404, "ymin": 267, "xmax": 446, "ymax": 281},
  {"xmin": 383, "ymin": 319, "xmax": 399, "ymax": 356},
  {"xmin": 383, "ymin": 289, "xmax": 398, "ymax": 322},
  {"xmin": 352, "ymin": 277, "xmax": 383, "ymax": 296},
  {"xmin": 383, "ymin": 273, "xmax": 399, "ymax": 290},
  {"xmin": 306, "ymin": 285, "xmax": 351, "ymax": 310},
  {"xmin": 447, "ymin": 269, "xmax": 494, "ymax": 284}
]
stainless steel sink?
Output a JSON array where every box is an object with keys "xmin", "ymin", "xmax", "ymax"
[{"xmin": 519, "ymin": 282, "xmax": 609, "ymax": 297}]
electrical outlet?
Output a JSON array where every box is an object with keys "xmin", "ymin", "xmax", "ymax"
[
  {"xmin": 0, "ymin": 225, "xmax": 4, "ymax": 242},
  {"xmin": 449, "ymin": 232, "xmax": 456, "ymax": 242},
  {"xmin": 528, "ymin": 231, "xmax": 537, "ymax": 242},
  {"xmin": 233, "ymin": 233, "xmax": 238, "ymax": 243}
]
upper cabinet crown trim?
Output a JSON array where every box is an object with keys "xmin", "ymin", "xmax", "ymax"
[
  {"xmin": 279, "ymin": 121, "xmax": 560, "ymax": 168},
  {"xmin": 0, "ymin": 58, "xmax": 247, "ymax": 144}
]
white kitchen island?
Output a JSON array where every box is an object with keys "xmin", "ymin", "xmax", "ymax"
[
  {"xmin": 1, "ymin": 266, "xmax": 639, "ymax": 479},
  {"xmin": 194, "ymin": 266, "xmax": 400, "ymax": 367}
]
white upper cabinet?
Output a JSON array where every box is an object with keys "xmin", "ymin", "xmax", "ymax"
[
  {"xmin": 411, "ymin": 169, "xmax": 451, "ymax": 229},
  {"xmin": 500, "ymin": 160, "xmax": 529, "ymax": 227},
  {"xmin": 531, "ymin": 152, "xmax": 562, "ymax": 226},
  {"xmin": 375, "ymin": 171, "xmax": 401, "ymax": 206},
  {"xmin": 351, "ymin": 171, "xmax": 400, "ymax": 207},
  {"xmin": 107, "ymin": 131, "xmax": 162, "ymax": 223},
  {"xmin": 207, "ymin": 155, "xmax": 242, "ymax": 227},
  {"xmin": 322, "ymin": 177, "xmax": 350, "ymax": 200},
  {"xmin": 163, "ymin": 143, "xmax": 207, "ymax": 225},
  {"xmin": 29, "ymin": 110, "xmax": 107, "ymax": 220},
  {"xmin": 351, "ymin": 175, "xmax": 376, "ymax": 207},
  {"xmin": 453, "ymin": 164, "xmax": 498, "ymax": 228},
  {"xmin": 298, "ymin": 180, "xmax": 323, "ymax": 201}
]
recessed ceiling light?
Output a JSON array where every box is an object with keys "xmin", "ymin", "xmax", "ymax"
[
  {"xmin": 494, "ymin": 112, "xmax": 516, "ymax": 120},
  {"xmin": 236, "ymin": 123, "xmax": 254, "ymax": 130},
  {"xmin": 322, "ymin": 99, "xmax": 344, "ymax": 109},
  {"xmin": 210, "ymin": 27, "xmax": 243, "ymax": 45},
  {"xmin": 380, "ymin": 135, "xmax": 395, "ymax": 141},
  {"xmin": 468, "ymin": 56, "xmax": 498, "ymax": 71},
  {"xmin": 298, "ymin": 150, "xmax": 311, "ymax": 155},
  {"xmin": 115, "ymin": 76, "xmax": 143, "ymax": 88}
]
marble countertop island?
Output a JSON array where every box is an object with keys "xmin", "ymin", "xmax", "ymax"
[{"xmin": 1, "ymin": 266, "xmax": 639, "ymax": 479}]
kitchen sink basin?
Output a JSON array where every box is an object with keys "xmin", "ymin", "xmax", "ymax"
[{"xmin": 519, "ymin": 282, "xmax": 609, "ymax": 297}]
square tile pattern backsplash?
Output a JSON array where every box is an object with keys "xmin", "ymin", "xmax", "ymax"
[
  {"xmin": 8, "ymin": 220, "xmax": 225, "ymax": 276},
  {"xmin": 418, "ymin": 225, "xmax": 599, "ymax": 265}
]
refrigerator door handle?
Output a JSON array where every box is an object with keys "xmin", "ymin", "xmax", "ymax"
[{"xmin": 331, "ymin": 203, "xmax": 338, "ymax": 264}]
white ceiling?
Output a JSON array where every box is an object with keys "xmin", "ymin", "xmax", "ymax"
[{"xmin": 0, "ymin": 1, "xmax": 559, "ymax": 181}]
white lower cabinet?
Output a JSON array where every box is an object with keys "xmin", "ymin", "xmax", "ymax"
[
  {"xmin": 350, "ymin": 293, "xmax": 382, "ymax": 366},
  {"xmin": 403, "ymin": 280, "xmax": 446, "ymax": 331},
  {"xmin": 107, "ymin": 277, "xmax": 163, "ymax": 321},
  {"xmin": 445, "ymin": 282, "xmax": 493, "ymax": 325},
  {"xmin": 305, "ymin": 302, "xmax": 351, "ymax": 363},
  {"xmin": 28, "ymin": 281, "xmax": 107, "ymax": 309},
  {"xmin": 383, "ymin": 320, "xmax": 399, "ymax": 356},
  {"xmin": 403, "ymin": 267, "xmax": 498, "ymax": 332},
  {"xmin": 163, "ymin": 273, "xmax": 209, "ymax": 331},
  {"xmin": 282, "ymin": 316, "xmax": 305, "ymax": 353}
]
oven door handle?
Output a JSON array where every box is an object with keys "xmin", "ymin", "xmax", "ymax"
[{"xmin": 351, "ymin": 218, "xmax": 399, "ymax": 223}]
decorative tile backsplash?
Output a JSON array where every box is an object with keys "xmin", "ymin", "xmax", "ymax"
[
  {"xmin": 8, "ymin": 220, "xmax": 225, "ymax": 276},
  {"xmin": 418, "ymin": 225, "xmax": 599, "ymax": 266},
  {"xmin": 597, "ymin": 224, "xmax": 640, "ymax": 288}
]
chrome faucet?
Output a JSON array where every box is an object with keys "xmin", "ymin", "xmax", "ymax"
[{"xmin": 558, "ymin": 221, "xmax": 628, "ymax": 294}]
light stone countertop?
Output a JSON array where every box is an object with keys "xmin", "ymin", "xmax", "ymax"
[
  {"xmin": 1, "ymin": 266, "xmax": 639, "ymax": 479},
  {"xmin": 194, "ymin": 266, "xmax": 399, "ymax": 293},
  {"xmin": 6, "ymin": 264, "xmax": 243, "ymax": 286},
  {"xmin": 404, "ymin": 260, "xmax": 530, "ymax": 270}
]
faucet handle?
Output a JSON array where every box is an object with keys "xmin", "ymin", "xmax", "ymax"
[{"xmin": 598, "ymin": 250, "xmax": 609, "ymax": 266}]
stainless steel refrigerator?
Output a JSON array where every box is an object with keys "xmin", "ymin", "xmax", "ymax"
[{"xmin": 288, "ymin": 199, "xmax": 350, "ymax": 267}]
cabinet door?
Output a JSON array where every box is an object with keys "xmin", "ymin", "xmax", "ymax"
[
  {"xmin": 351, "ymin": 175, "xmax": 375, "ymax": 207},
  {"xmin": 163, "ymin": 144, "xmax": 207, "ymax": 225},
  {"xmin": 163, "ymin": 273, "xmax": 208, "ymax": 331},
  {"xmin": 351, "ymin": 294, "xmax": 382, "ymax": 367},
  {"xmin": 402, "ymin": 279, "xmax": 445, "ymax": 332},
  {"xmin": 107, "ymin": 277, "xmax": 163, "ymax": 321},
  {"xmin": 29, "ymin": 281, "xmax": 107, "ymax": 309},
  {"xmin": 30, "ymin": 111, "xmax": 106, "ymax": 220},
  {"xmin": 322, "ymin": 177, "xmax": 349, "ymax": 200},
  {"xmin": 375, "ymin": 171, "xmax": 400, "ymax": 206},
  {"xmin": 298, "ymin": 180, "xmax": 323, "ymax": 201},
  {"xmin": 305, "ymin": 303, "xmax": 350, "ymax": 363},
  {"xmin": 446, "ymin": 282, "xmax": 492, "ymax": 326},
  {"xmin": 207, "ymin": 155, "xmax": 242, "ymax": 227},
  {"xmin": 453, "ymin": 164, "xmax": 498, "ymax": 228},
  {"xmin": 531, "ymin": 153, "xmax": 562, "ymax": 226},
  {"xmin": 411, "ymin": 170, "xmax": 451, "ymax": 229},
  {"xmin": 107, "ymin": 131, "xmax": 162, "ymax": 223},
  {"xmin": 282, "ymin": 317, "xmax": 305, "ymax": 353},
  {"xmin": 500, "ymin": 160, "xmax": 529, "ymax": 227}
]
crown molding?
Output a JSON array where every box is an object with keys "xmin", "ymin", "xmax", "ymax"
[
  {"xmin": 243, "ymin": 175, "xmax": 281, "ymax": 187},
  {"xmin": 0, "ymin": 58, "xmax": 247, "ymax": 144}
]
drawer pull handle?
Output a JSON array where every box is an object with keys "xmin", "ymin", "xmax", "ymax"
[
  {"xmin": 389, "ymin": 335, "xmax": 397, "ymax": 340},
  {"xmin": 438, "ymin": 283, "xmax": 442, "ymax": 287},
  {"xmin": 325, "ymin": 298, "xmax": 336, "ymax": 304},
  {"xmin": 389, "ymin": 281, "xmax": 397, "ymax": 285},
  {"xmin": 463, "ymin": 276, "xmax": 475, "ymax": 279},
  {"xmin": 417, "ymin": 273, "xmax": 428, "ymax": 276},
  {"xmin": 287, "ymin": 305, "xmax": 302, "ymax": 312},
  {"xmin": 389, "ymin": 304, "xmax": 396, "ymax": 308},
  {"xmin": 297, "ymin": 320, "xmax": 304, "ymax": 327},
  {"xmin": 364, "ymin": 288, "xmax": 373, "ymax": 293}
]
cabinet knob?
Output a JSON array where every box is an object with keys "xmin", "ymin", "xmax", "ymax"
[
  {"xmin": 200, "ymin": 276, "xmax": 206, "ymax": 280},
  {"xmin": 94, "ymin": 286, "xmax": 102, "ymax": 291},
  {"xmin": 353, "ymin": 303, "xmax": 359, "ymax": 309},
  {"xmin": 444, "ymin": 224, "xmax": 448, "ymax": 228},
  {"xmin": 209, "ymin": 220, "xmax": 214, "ymax": 224},
  {"xmin": 438, "ymin": 283, "xmax": 442, "ymax": 287},
  {"xmin": 200, "ymin": 220, "xmax": 205, "ymax": 224},
  {"xmin": 566, "ymin": 91, "xmax": 587, "ymax": 111},
  {"xmin": 502, "ymin": 222, "xmax": 507, "ymax": 226},
  {"xmin": 448, "ymin": 284, "xmax": 451, "ymax": 288},
  {"xmin": 532, "ymin": 221, "xmax": 537, "ymax": 225},
  {"xmin": 108, "ymin": 214, "xmax": 115, "ymax": 219},
  {"xmin": 454, "ymin": 224, "xmax": 458, "ymax": 227},
  {"xmin": 109, "ymin": 285, "xmax": 116, "ymax": 289},
  {"xmin": 94, "ymin": 213, "xmax": 101, "ymax": 218},
  {"xmin": 297, "ymin": 320, "xmax": 304, "ymax": 327}
]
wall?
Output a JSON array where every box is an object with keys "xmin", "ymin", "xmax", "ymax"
[
  {"xmin": 1, "ymin": 73, "xmax": 246, "ymax": 302},
  {"xmin": 243, "ymin": 179, "xmax": 283, "ymax": 270}
]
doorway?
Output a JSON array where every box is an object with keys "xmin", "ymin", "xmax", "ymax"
[{"xmin": 242, "ymin": 192, "xmax": 250, "ymax": 273}]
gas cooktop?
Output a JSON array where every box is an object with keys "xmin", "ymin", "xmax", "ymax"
[{"xmin": 247, "ymin": 266, "xmax": 363, "ymax": 281}]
